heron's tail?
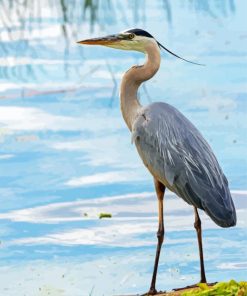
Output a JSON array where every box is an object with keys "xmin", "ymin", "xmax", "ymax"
[{"xmin": 203, "ymin": 186, "xmax": 237, "ymax": 228}]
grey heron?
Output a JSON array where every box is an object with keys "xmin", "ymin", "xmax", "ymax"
[{"xmin": 78, "ymin": 28, "xmax": 237, "ymax": 295}]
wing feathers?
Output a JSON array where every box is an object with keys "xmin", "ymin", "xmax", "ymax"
[{"xmin": 133, "ymin": 102, "xmax": 236, "ymax": 227}]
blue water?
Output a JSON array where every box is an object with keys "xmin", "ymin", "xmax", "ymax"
[{"xmin": 0, "ymin": 1, "xmax": 246, "ymax": 295}]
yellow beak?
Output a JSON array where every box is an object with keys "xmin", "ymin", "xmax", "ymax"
[{"xmin": 77, "ymin": 34, "xmax": 120, "ymax": 46}]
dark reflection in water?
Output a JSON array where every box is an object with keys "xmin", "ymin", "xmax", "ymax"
[
  {"xmin": 0, "ymin": 0, "xmax": 235, "ymax": 42},
  {"xmin": 0, "ymin": 0, "xmax": 236, "ymax": 83}
]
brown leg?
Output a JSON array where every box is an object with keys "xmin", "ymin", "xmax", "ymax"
[
  {"xmin": 194, "ymin": 207, "xmax": 207, "ymax": 283},
  {"xmin": 148, "ymin": 179, "xmax": 166, "ymax": 295}
]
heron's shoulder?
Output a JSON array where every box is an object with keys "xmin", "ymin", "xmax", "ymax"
[
  {"xmin": 133, "ymin": 102, "xmax": 191, "ymax": 144},
  {"xmin": 136, "ymin": 102, "xmax": 196, "ymax": 135},
  {"xmin": 143, "ymin": 102, "xmax": 178, "ymax": 115},
  {"xmin": 142, "ymin": 102, "xmax": 192, "ymax": 126}
]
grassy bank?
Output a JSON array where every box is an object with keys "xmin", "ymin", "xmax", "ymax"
[{"xmin": 154, "ymin": 280, "xmax": 247, "ymax": 296}]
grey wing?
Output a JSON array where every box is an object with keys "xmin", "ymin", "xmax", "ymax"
[{"xmin": 132, "ymin": 102, "xmax": 236, "ymax": 228}]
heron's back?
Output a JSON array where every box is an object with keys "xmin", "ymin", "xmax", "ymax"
[{"xmin": 132, "ymin": 102, "xmax": 236, "ymax": 228}]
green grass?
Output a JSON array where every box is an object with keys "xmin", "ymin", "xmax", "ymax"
[{"xmin": 181, "ymin": 280, "xmax": 247, "ymax": 296}]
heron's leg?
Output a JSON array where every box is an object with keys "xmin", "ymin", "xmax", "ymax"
[
  {"xmin": 194, "ymin": 207, "xmax": 207, "ymax": 283},
  {"xmin": 148, "ymin": 179, "xmax": 166, "ymax": 295}
]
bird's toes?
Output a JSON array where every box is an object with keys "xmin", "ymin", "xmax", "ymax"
[
  {"xmin": 140, "ymin": 289, "xmax": 166, "ymax": 296},
  {"xmin": 146, "ymin": 288, "xmax": 157, "ymax": 295}
]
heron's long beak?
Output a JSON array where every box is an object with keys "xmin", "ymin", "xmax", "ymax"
[{"xmin": 77, "ymin": 34, "xmax": 120, "ymax": 46}]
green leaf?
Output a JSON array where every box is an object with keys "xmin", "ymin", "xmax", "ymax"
[{"xmin": 99, "ymin": 212, "xmax": 112, "ymax": 219}]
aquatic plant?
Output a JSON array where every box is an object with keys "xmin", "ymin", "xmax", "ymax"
[{"xmin": 99, "ymin": 212, "xmax": 112, "ymax": 219}]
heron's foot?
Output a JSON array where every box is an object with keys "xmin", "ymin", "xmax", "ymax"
[
  {"xmin": 141, "ymin": 288, "xmax": 166, "ymax": 296},
  {"xmin": 140, "ymin": 288, "xmax": 156, "ymax": 296},
  {"xmin": 147, "ymin": 288, "xmax": 157, "ymax": 295}
]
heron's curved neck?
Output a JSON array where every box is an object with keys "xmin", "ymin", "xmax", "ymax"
[{"xmin": 120, "ymin": 42, "xmax": 161, "ymax": 131}]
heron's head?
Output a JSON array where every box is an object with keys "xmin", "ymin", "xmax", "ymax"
[
  {"xmin": 77, "ymin": 28, "xmax": 204, "ymax": 66},
  {"xmin": 77, "ymin": 28, "xmax": 158, "ymax": 53}
]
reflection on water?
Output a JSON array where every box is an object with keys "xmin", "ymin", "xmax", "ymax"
[
  {"xmin": 0, "ymin": 0, "xmax": 246, "ymax": 295},
  {"xmin": 0, "ymin": 0, "xmax": 238, "ymax": 84},
  {"xmin": 0, "ymin": 0, "xmax": 236, "ymax": 56},
  {"xmin": 0, "ymin": 0, "xmax": 236, "ymax": 37}
]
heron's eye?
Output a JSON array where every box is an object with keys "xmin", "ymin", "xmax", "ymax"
[{"xmin": 128, "ymin": 33, "xmax": 135, "ymax": 39}]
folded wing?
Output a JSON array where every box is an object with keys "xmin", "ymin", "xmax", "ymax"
[{"xmin": 133, "ymin": 102, "xmax": 236, "ymax": 227}]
